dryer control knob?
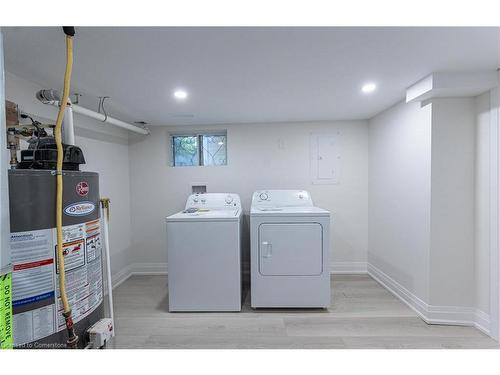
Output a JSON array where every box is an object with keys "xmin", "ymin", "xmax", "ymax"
[
  {"xmin": 225, "ymin": 195, "xmax": 234, "ymax": 204},
  {"xmin": 259, "ymin": 192, "xmax": 269, "ymax": 201}
]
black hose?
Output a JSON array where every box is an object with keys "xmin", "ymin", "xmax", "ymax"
[{"xmin": 62, "ymin": 27, "xmax": 75, "ymax": 37}]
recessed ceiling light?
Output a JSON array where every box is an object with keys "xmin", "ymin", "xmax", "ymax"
[
  {"xmin": 361, "ymin": 82, "xmax": 377, "ymax": 94},
  {"xmin": 173, "ymin": 89, "xmax": 188, "ymax": 100}
]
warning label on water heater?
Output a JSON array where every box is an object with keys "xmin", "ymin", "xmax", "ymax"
[
  {"xmin": 0, "ymin": 272, "xmax": 13, "ymax": 349},
  {"xmin": 10, "ymin": 220, "xmax": 104, "ymax": 347}
]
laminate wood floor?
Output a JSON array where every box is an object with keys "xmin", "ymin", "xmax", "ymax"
[{"xmin": 109, "ymin": 274, "xmax": 500, "ymax": 349}]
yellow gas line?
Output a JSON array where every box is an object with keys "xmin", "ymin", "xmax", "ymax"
[{"xmin": 54, "ymin": 34, "xmax": 78, "ymax": 348}]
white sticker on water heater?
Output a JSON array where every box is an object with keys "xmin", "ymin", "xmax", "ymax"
[
  {"xmin": 64, "ymin": 202, "xmax": 95, "ymax": 217},
  {"xmin": 10, "ymin": 220, "xmax": 104, "ymax": 346},
  {"xmin": 10, "ymin": 228, "xmax": 56, "ymax": 347},
  {"xmin": 54, "ymin": 220, "xmax": 103, "ymax": 332}
]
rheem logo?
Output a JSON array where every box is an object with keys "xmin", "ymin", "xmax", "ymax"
[{"xmin": 76, "ymin": 181, "xmax": 89, "ymax": 196}]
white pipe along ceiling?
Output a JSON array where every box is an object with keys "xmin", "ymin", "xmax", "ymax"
[{"xmin": 36, "ymin": 89, "xmax": 150, "ymax": 135}]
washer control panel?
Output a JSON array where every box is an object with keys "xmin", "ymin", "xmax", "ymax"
[
  {"xmin": 252, "ymin": 190, "xmax": 313, "ymax": 208},
  {"xmin": 185, "ymin": 193, "xmax": 241, "ymax": 210}
]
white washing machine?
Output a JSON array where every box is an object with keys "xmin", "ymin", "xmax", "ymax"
[
  {"xmin": 166, "ymin": 193, "xmax": 242, "ymax": 312},
  {"xmin": 250, "ymin": 190, "xmax": 331, "ymax": 308}
]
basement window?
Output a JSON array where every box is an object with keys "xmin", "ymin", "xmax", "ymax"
[{"xmin": 171, "ymin": 132, "xmax": 227, "ymax": 167}]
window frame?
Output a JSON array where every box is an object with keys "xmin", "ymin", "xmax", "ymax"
[{"xmin": 170, "ymin": 130, "xmax": 227, "ymax": 167}]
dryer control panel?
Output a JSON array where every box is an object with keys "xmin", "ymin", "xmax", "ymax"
[
  {"xmin": 185, "ymin": 193, "xmax": 241, "ymax": 210},
  {"xmin": 252, "ymin": 190, "xmax": 313, "ymax": 208}
]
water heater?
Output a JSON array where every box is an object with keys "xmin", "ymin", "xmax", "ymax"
[
  {"xmin": 2, "ymin": 27, "xmax": 110, "ymax": 349},
  {"xmin": 8, "ymin": 170, "xmax": 104, "ymax": 348}
]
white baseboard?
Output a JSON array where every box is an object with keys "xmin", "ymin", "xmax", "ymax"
[
  {"xmin": 131, "ymin": 262, "xmax": 168, "ymax": 275},
  {"xmin": 474, "ymin": 309, "xmax": 491, "ymax": 336},
  {"xmin": 367, "ymin": 263, "xmax": 491, "ymax": 336},
  {"xmin": 111, "ymin": 261, "xmax": 492, "ymax": 336},
  {"xmin": 331, "ymin": 261, "xmax": 367, "ymax": 274},
  {"xmin": 111, "ymin": 264, "xmax": 133, "ymax": 289},
  {"xmin": 367, "ymin": 263, "xmax": 429, "ymax": 318},
  {"xmin": 111, "ymin": 262, "xmax": 167, "ymax": 289},
  {"xmin": 112, "ymin": 261, "xmax": 368, "ymax": 288}
]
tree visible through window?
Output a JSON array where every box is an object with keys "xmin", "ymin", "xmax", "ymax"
[{"xmin": 172, "ymin": 133, "xmax": 227, "ymax": 166}]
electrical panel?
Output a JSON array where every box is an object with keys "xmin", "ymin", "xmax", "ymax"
[{"xmin": 309, "ymin": 132, "xmax": 340, "ymax": 185}]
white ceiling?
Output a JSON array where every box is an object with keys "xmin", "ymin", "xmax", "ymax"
[{"xmin": 3, "ymin": 27, "xmax": 500, "ymax": 126}]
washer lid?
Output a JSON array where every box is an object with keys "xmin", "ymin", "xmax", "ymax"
[
  {"xmin": 166, "ymin": 208, "xmax": 242, "ymax": 222},
  {"xmin": 250, "ymin": 206, "xmax": 329, "ymax": 217}
]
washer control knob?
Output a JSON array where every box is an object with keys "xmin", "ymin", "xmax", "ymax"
[
  {"xmin": 298, "ymin": 193, "xmax": 304, "ymax": 199},
  {"xmin": 225, "ymin": 195, "xmax": 234, "ymax": 204},
  {"xmin": 259, "ymin": 192, "xmax": 269, "ymax": 201},
  {"xmin": 193, "ymin": 197, "xmax": 199, "ymax": 203}
]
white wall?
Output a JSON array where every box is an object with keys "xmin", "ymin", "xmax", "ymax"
[
  {"xmin": 475, "ymin": 91, "xmax": 491, "ymax": 315},
  {"xmin": 474, "ymin": 83, "xmax": 500, "ymax": 338},
  {"xmin": 490, "ymin": 80, "xmax": 500, "ymax": 341},
  {"xmin": 368, "ymin": 95, "xmax": 491, "ymax": 331},
  {"xmin": 368, "ymin": 100, "xmax": 432, "ymax": 302},
  {"xmin": 128, "ymin": 121, "xmax": 369, "ymax": 272},
  {"xmin": 4, "ymin": 72, "xmax": 133, "ymax": 277},
  {"xmin": 429, "ymin": 98, "xmax": 476, "ymax": 308}
]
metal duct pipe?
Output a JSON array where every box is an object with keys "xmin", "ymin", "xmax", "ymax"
[
  {"xmin": 36, "ymin": 89, "xmax": 150, "ymax": 135},
  {"xmin": 36, "ymin": 88, "xmax": 60, "ymax": 103}
]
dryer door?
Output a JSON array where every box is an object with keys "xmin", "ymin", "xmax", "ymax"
[{"xmin": 258, "ymin": 222, "xmax": 323, "ymax": 276}]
